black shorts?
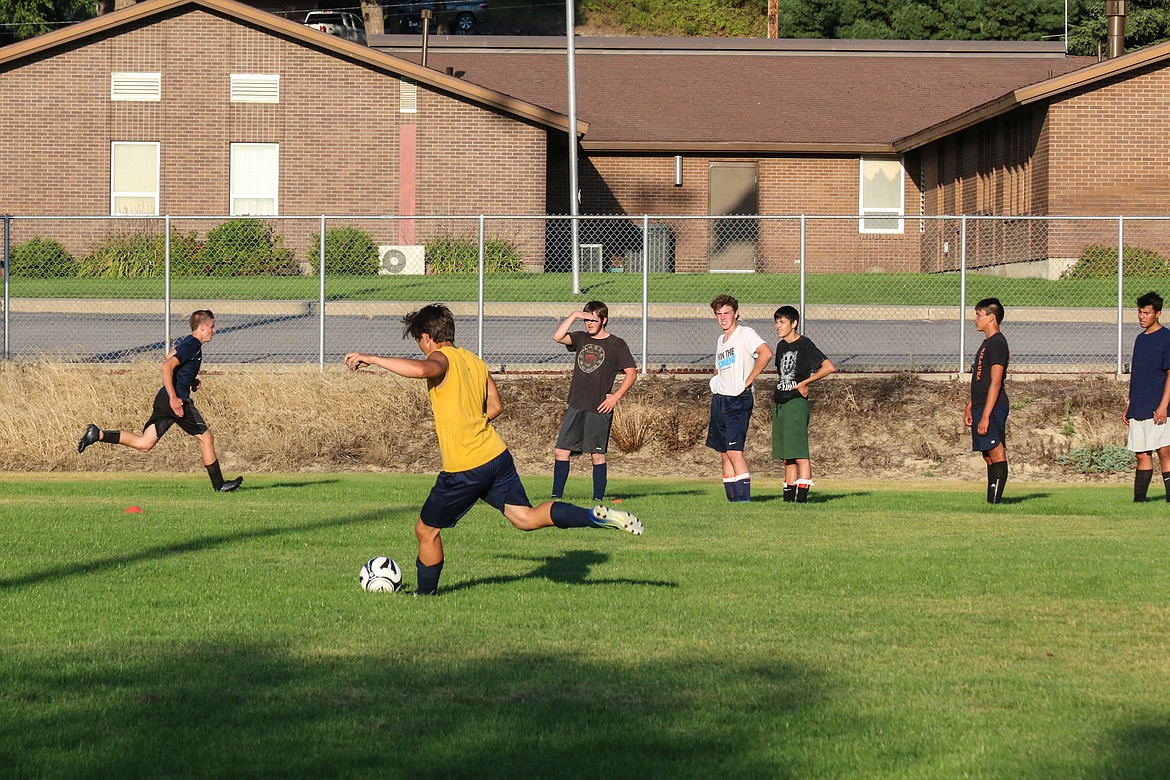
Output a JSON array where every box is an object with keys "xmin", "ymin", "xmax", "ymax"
[
  {"xmin": 420, "ymin": 449, "xmax": 531, "ymax": 529},
  {"xmin": 971, "ymin": 403, "xmax": 1008, "ymax": 452},
  {"xmin": 706, "ymin": 390, "xmax": 754, "ymax": 452},
  {"xmin": 146, "ymin": 392, "xmax": 209, "ymax": 438},
  {"xmin": 555, "ymin": 406, "xmax": 614, "ymax": 455}
]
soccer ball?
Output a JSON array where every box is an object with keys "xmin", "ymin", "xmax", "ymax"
[{"xmin": 359, "ymin": 556, "xmax": 403, "ymax": 593}]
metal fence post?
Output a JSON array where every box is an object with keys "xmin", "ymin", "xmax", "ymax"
[
  {"xmin": 164, "ymin": 214, "xmax": 172, "ymax": 353},
  {"xmin": 799, "ymin": 215, "xmax": 806, "ymax": 324},
  {"xmin": 478, "ymin": 214, "xmax": 486, "ymax": 359},
  {"xmin": 959, "ymin": 216, "xmax": 968, "ymax": 375},
  {"xmin": 642, "ymin": 214, "xmax": 649, "ymax": 374},
  {"xmin": 319, "ymin": 215, "xmax": 326, "ymax": 371},
  {"xmin": 2, "ymin": 214, "xmax": 9, "ymax": 361},
  {"xmin": 1117, "ymin": 216, "xmax": 1125, "ymax": 377}
]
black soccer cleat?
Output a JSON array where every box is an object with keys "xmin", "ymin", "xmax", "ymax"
[
  {"xmin": 78, "ymin": 424, "xmax": 101, "ymax": 453},
  {"xmin": 218, "ymin": 476, "xmax": 244, "ymax": 493}
]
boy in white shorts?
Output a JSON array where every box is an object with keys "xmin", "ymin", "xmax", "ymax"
[{"xmin": 1125, "ymin": 291, "xmax": 1170, "ymax": 501}]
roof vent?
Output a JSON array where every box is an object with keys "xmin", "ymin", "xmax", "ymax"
[
  {"xmin": 400, "ymin": 81, "xmax": 417, "ymax": 113},
  {"xmin": 111, "ymin": 72, "xmax": 161, "ymax": 101}
]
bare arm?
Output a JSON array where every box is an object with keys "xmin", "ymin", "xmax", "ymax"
[
  {"xmin": 599, "ymin": 367, "xmax": 637, "ymax": 414},
  {"xmin": 553, "ymin": 312, "xmax": 585, "ymax": 346},
  {"xmin": 161, "ymin": 352, "xmax": 183, "ymax": 417},
  {"xmin": 797, "ymin": 358, "xmax": 837, "ymax": 398},
  {"xmin": 977, "ymin": 364, "xmax": 1005, "ymax": 435},
  {"xmin": 344, "ymin": 350, "xmax": 448, "ymax": 381},
  {"xmin": 745, "ymin": 343, "xmax": 774, "ymax": 388},
  {"xmin": 1156, "ymin": 370, "xmax": 1170, "ymax": 425},
  {"xmin": 486, "ymin": 374, "xmax": 504, "ymax": 421}
]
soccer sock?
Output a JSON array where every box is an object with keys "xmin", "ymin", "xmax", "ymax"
[
  {"xmin": 1163, "ymin": 473, "xmax": 1170, "ymax": 502},
  {"xmin": 987, "ymin": 462, "xmax": 1008, "ymax": 504},
  {"xmin": 551, "ymin": 460, "xmax": 570, "ymax": 499},
  {"xmin": 415, "ymin": 558, "xmax": 443, "ymax": 596},
  {"xmin": 734, "ymin": 473, "xmax": 750, "ymax": 502},
  {"xmin": 1134, "ymin": 469, "xmax": 1153, "ymax": 502},
  {"xmin": 550, "ymin": 501, "xmax": 593, "ymax": 528},
  {"xmin": 205, "ymin": 460, "xmax": 224, "ymax": 490},
  {"xmin": 783, "ymin": 483, "xmax": 796, "ymax": 503},
  {"xmin": 795, "ymin": 479, "xmax": 812, "ymax": 504},
  {"xmin": 103, "ymin": 430, "xmax": 120, "ymax": 444},
  {"xmin": 723, "ymin": 477, "xmax": 736, "ymax": 501},
  {"xmin": 592, "ymin": 463, "xmax": 607, "ymax": 502}
]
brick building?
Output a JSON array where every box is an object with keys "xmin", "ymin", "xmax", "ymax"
[{"xmin": 2, "ymin": 0, "xmax": 1169, "ymax": 273}]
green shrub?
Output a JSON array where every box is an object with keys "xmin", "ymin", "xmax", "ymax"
[
  {"xmin": 76, "ymin": 231, "xmax": 202, "ymax": 278},
  {"xmin": 1062, "ymin": 244, "xmax": 1170, "ymax": 279},
  {"xmin": 425, "ymin": 237, "xmax": 524, "ymax": 274},
  {"xmin": 307, "ymin": 227, "xmax": 380, "ymax": 275},
  {"xmin": 200, "ymin": 219, "xmax": 296, "ymax": 277},
  {"xmin": 8, "ymin": 237, "xmax": 76, "ymax": 278},
  {"xmin": 1056, "ymin": 446, "xmax": 1135, "ymax": 474}
]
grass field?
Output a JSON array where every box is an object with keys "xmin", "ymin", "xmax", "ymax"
[
  {"xmin": 3, "ymin": 474, "xmax": 1169, "ymax": 778},
  {"xmin": 9, "ymin": 271, "xmax": 1170, "ymax": 308}
]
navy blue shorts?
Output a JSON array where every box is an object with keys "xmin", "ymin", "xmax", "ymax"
[
  {"xmin": 706, "ymin": 390, "xmax": 754, "ymax": 452},
  {"xmin": 420, "ymin": 449, "xmax": 531, "ymax": 529},
  {"xmin": 971, "ymin": 403, "xmax": 1008, "ymax": 452},
  {"xmin": 146, "ymin": 392, "xmax": 208, "ymax": 438}
]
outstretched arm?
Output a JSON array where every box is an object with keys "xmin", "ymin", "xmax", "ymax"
[
  {"xmin": 344, "ymin": 350, "xmax": 448, "ymax": 380},
  {"xmin": 553, "ymin": 312, "xmax": 585, "ymax": 346}
]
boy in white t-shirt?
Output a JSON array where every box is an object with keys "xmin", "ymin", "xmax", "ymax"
[{"xmin": 707, "ymin": 295, "xmax": 773, "ymax": 502}]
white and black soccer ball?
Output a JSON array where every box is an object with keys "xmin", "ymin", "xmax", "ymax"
[{"xmin": 359, "ymin": 556, "xmax": 403, "ymax": 593}]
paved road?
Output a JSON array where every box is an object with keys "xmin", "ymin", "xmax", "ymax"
[{"xmin": 1, "ymin": 310, "xmax": 1136, "ymax": 372}]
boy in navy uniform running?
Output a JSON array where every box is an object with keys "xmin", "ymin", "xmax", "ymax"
[
  {"xmin": 551, "ymin": 300, "xmax": 637, "ymax": 501},
  {"xmin": 344, "ymin": 304, "xmax": 642, "ymax": 596},
  {"xmin": 77, "ymin": 309, "xmax": 243, "ymax": 492},
  {"xmin": 1124, "ymin": 291, "xmax": 1170, "ymax": 501},
  {"xmin": 707, "ymin": 294, "xmax": 773, "ymax": 502},
  {"xmin": 964, "ymin": 298, "xmax": 1009, "ymax": 504},
  {"xmin": 771, "ymin": 306, "xmax": 836, "ymax": 503}
]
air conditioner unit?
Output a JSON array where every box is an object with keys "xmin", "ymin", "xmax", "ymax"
[
  {"xmin": 378, "ymin": 245, "xmax": 425, "ymax": 275},
  {"xmin": 580, "ymin": 243, "xmax": 603, "ymax": 273}
]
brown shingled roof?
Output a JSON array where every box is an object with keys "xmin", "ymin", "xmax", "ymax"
[{"xmin": 375, "ymin": 36, "xmax": 1097, "ymax": 152}]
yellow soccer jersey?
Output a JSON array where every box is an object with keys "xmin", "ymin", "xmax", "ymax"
[{"xmin": 429, "ymin": 345, "xmax": 507, "ymax": 473}]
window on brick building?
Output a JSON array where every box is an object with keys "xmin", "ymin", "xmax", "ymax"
[
  {"xmin": 230, "ymin": 143, "xmax": 279, "ymax": 215},
  {"xmin": 110, "ymin": 142, "xmax": 159, "ymax": 215},
  {"xmin": 859, "ymin": 157, "xmax": 904, "ymax": 234}
]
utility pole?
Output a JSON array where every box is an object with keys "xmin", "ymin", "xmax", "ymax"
[{"xmin": 768, "ymin": 0, "xmax": 778, "ymax": 38}]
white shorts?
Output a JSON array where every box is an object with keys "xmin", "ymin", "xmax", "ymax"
[{"xmin": 1127, "ymin": 418, "xmax": 1170, "ymax": 452}]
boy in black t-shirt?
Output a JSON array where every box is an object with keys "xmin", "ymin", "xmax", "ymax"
[
  {"xmin": 76, "ymin": 309, "xmax": 243, "ymax": 492},
  {"xmin": 771, "ymin": 306, "xmax": 836, "ymax": 503},
  {"xmin": 551, "ymin": 301, "xmax": 638, "ymax": 501},
  {"xmin": 964, "ymin": 298, "xmax": 1009, "ymax": 504}
]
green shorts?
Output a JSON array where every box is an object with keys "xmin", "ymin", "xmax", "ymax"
[{"xmin": 771, "ymin": 397, "xmax": 810, "ymax": 460}]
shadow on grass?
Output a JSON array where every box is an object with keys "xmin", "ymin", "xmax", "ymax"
[
  {"xmin": 243, "ymin": 479, "xmax": 343, "ymax": 491},
  {"xmin": 440, "ymin": 549, "xmax": 677, "ymax": 594},
  {"xmin": 997, "ymin": 492, "xmax": 1053, "ymax": 505},
  {"xmin": 0, "ymin": 644, "xmax": 823, "ymax": 777},
  {"xmin": 1105, "ymin": 716, "xmax": 1170, "ymax": 779},
  {"xmin": 0, "ymin": 510, "xmax": 391, "ymax": 591}
]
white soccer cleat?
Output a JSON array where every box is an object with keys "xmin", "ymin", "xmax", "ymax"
[{"xmin": 591, "ymin": 505, "xmax": 643, "ymax": 536}]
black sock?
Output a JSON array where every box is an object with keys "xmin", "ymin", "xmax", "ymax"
[
  {"xmin": 551, "ymin": 460, "xmax": 569, "ymax": 498},
  {"xmin": 1135, "ymin": 469, "xmax": 1153, "ymax": 502},
  {"xmin": 550, "ymin": 501, "xmax": 592, "ymax": 528},
  {"xmin": 103, "ymin": 430, "xmax": 120, "ymax": 444},
  {"xmin": 415, "ymin": 558, "xmax": 443, "ymax": 596},
  {"xmin": 592, "ymin": 463, "xmax": 607, "ymax": 502},
  {"xmin": 206, "ymin": 460, "xmax": 224, "ymax": 490},
  {"xmin": 987, "ymin": 462, "xmax": 1008, "ymax": 504},
  {"xmin": 1163, "ymin": 473, "xmax": 1170, "ymax": 502},
  {"xmin": 783, "ymin": 484, "xmax": 796, "ymax": 503},
  {"xmin": 736, "ymin": 475, "xmax": 751, "ymax": 502},
  {"xmin": 723, "ymin": 478, "xmax": 736, "ymax": 501},
  {"xmin": 795, "ymin": 480, "xmax": 811, "ymax": 504}
]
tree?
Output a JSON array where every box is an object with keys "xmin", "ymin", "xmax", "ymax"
[{"xmin": 0, "ymin": 0, "xmax": 94, "ymax": 40}]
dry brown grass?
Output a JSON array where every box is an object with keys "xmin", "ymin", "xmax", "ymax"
[{"xmin": 0, "ymin": 362, "xmax": 1133, "ymax": 482}]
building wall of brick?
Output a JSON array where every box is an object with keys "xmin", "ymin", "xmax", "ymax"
[{"xmin": 0, "ymin": 9, "xmax": 547, "ymax": 264}]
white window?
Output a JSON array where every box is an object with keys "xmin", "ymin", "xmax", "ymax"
[
  {"xmin": 859, "ymin": 157, "xmax": 904, "ymax": 234},
  {"xmin": 111, "ymin": 72, "xmax": 161, "ymax": 101},
  {"xmin": 230, "ymin": 143, "xmax": 279, "ymax": 215},
  {"xmin": 110, "ymin": 142, "xmax": 160, "ymax": 215},
  {"xmin": 231, "ymin": 74, "xmax": 280, "ymax": 103}
]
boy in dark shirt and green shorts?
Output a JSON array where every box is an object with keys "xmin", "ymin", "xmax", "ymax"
[{"xmin": 771, "ymin": 306, "xmax": 836, "ymax": 503}]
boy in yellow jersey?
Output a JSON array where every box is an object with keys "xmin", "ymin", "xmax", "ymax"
[{"xmin": 344, "ymin": 304, "xmax": 643, "ymax": 596}]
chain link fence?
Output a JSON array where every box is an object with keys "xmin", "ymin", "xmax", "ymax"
[{"xmin": 5, "ymin": 214, "xmax": 1170, "ymax": 374}]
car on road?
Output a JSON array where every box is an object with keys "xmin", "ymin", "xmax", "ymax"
[
  {"xmin": 302, "ymin": 11, "xmax": 368, "ymax": 45},
  {"xmin": 391, "ymin": 1, "xmax": 489, "ymax": 34}
]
